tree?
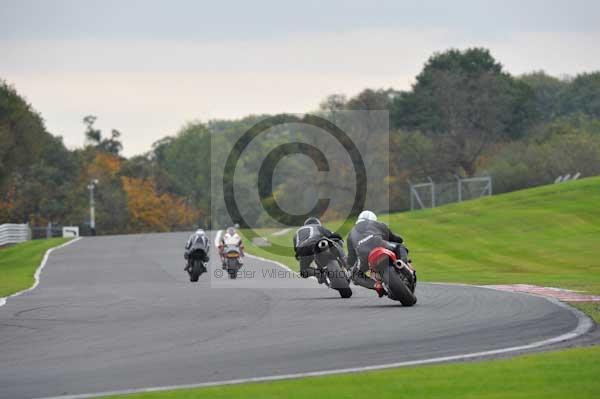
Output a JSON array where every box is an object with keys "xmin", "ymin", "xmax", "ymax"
[
  {"xmin": 100, "ymin": 129, "xmax": 123, "ymax": 155},
  {"xmin": 391, "ymin": 48, "xmax": 536, "ymax": 176},
  {"xmin": 83, "ymin": 115, "xmax": 123, "ymax": 155},
  {"xmin": 319, "ymin": 94, "xmax": 347, "ymax": 113},
  {"xmin": 318, "ymin": 94, "xmax": 347, "ymax": 125},
  {"xmin": 560, "ymin": 72, "xmax": 600, "ymax": 118},
  {"xmin": 0, "ymin": 80, "xmax": 50, "ymax": 190},
  {"xmin": 83, "ymin": 115, "xmax": 101, "ymax": 144},
  {"xmin": 346, "ymin": 89, "xmax": 392, "ymax": 111},
  {"xmin": 122, "ymin": 176, "xmax": 200, "ymax": 232},
  {"xmin": 1, "ymin": 81, "xmax": 77, "ymax": 224},
  {"xmin": 486, "ymin": 129, "xmax": 600, "ymax": 194},
  {"xmin": 519, "ymin": 71, "xmax": 568, "ymax": 123},
  {"xmin": 154, "ymin": 123, "xmax": 211, "ymax": 212}
]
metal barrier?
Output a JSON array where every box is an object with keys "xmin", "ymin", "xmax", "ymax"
[
  {"xmin": 409, "ymin": 176, "xmax": 493, "ymax": 210},
  {"xmin": 0, "ymin": 223, "xmax": 31, "ymax": 246},
  {"xmin": 554, "ymin": 172, "xmax": 581, "ymax": 184}
]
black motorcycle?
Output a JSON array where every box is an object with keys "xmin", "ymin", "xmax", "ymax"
[
  {"xmin": 185, "ymin": 237, "xmax": 209, "ymax": 282},
  {"xmin": 312, "ymin": 238, "xmax": 353, "ymax": 298}
]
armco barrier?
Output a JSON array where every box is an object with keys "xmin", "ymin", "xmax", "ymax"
[{"xmin": 0, "ymin": 223, "xmax": 31, "ymax": 246}]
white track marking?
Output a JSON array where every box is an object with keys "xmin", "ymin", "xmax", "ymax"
[
  {"xmin": 39, "ymin": 298, "xmax": 593, "ymax": 399},
  {"xmin": 0, "ymin": 237, "xmax": 82, "ymax": 308},
  {"xmin": 39, "ymin": 254, "xmax": 594, "ymax": 399},
  {"xmin": 213, "ymin": 229, "xmax": 223, "ymax": 248},
  {"xmin": 224, "ymin": 229, "xmax": 301, "ymax": 275},
  {"xmin": 245, "ymin": 252, "xmax": 297, "ymax": 274},
  {"xmin": 271, "ymin": 227, "xmax": 292, "ymax": 236},
  {"xmin": 245, "ymin": 243, "xmax": 321, "ymax": 281}
]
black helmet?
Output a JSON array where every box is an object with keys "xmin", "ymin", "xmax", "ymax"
[{"xmin": 304, "ymin": 217, "xmax": 321, "ymax": 226}]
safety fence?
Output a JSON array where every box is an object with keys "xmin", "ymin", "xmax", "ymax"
[
  {"xmin": 0, "ymin": 223, "xmax": 31, "ymax": 246},
  {"xmin": 408, "ymin": 176, "xmax": 492, "ymax": 210}
]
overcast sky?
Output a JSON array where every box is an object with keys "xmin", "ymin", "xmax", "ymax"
[{"xmin": 2, "ymin": 0, "xmax": 600, "ymax": 155}]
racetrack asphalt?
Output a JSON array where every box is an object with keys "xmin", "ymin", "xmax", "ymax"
[{"xmin": 0, "ymin": 232, "xmax": 584, "ymax": 399}]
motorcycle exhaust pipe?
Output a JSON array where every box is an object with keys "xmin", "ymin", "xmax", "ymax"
[
  {"xmin": 317, "ymin": 240, "xmax": 329, "ymax": 250},
  {"xmin": 396, "ymin": 259, "xmax": 415, "ymax": 275}
]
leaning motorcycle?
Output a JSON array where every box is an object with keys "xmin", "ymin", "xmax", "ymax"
[
  {"xmin": 312, "ymin": 238, "xmax": 353, "ymax": 298},
  {"xmin": 367, "ymin": 247, "xmax": 417, "ymax": 306},
  {"xmin": 223, "ymin": 244, "xmax": 243, "ymax": 279}
]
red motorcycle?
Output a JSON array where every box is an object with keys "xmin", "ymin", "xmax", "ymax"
[{"xmin": 367, "ymin": 247, "xmax": 417, "ymax": 306}]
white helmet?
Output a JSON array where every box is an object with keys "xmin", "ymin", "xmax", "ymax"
[
  {"xmin": 195, "ymin": 229, "xmax": 205, "ymax": 235},
  {"xmin": 356, "ymin": 210, "xmax": 377, "ymax": 224}
]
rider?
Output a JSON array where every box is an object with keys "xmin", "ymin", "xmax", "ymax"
[
  {"xmin": 184, "ymin": 228, "xmax": 210, "ymax": 272},
  {"xmin": 293, "ymin": 217, "xmax": 345, "ymax": 283},
  {"xmin": 219, "ymin": 226, "xmax": 245, "ymax": 266},
  {"xmin": 346, "ymin": 210, "xmax": 410, "ymax": 297}
]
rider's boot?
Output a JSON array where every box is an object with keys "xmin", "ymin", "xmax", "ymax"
[{"xmin": 374, "ymin": 281, "xmax": 387, "ymax": 298}]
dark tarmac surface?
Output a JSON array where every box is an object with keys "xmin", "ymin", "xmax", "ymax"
[{"xmin": 0, "ymin": 232, "xmax": 582, "ymax": 399}]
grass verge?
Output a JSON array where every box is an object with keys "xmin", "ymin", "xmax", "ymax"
[
  {"xmin": 227, "ymin": 179, "xmax": 600, "ymax": 398},
  {"xmin": 0, "ymin": 238, "xmax": 70, "ymax": 298},
  {"xmin": 243, "ymin": 177, "xmax": 600, "ymax": 294},
  {"xmin": 102, "ymin": 346, "xmax": 600, "ymax": 399},
  {"xmin": 572, "ymin": 302, "xmax": 600, "ymax": 324}
]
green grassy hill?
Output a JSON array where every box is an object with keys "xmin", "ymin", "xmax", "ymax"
[{"xmin": 244, "ymin": 177, "xmax": 600, "ymax": 294}]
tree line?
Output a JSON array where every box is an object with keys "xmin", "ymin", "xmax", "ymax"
[{"xmin": 1, "ymin": 47, "xmax": 599, "ymax": 232}]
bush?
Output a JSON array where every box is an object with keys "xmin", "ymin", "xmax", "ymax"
[{"xmin": 486, "ymin": 132, "xmax": 600, "ymax": 193}]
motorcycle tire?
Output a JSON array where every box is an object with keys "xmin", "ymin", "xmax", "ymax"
[
  {"xmin": 381, "ymin": 265, "xmax": 417, "ymax": 306},
  {"xmin": 227, "ymin": 258, "xmax": 239, "ymax": 279},
  {"xmin": 189, "ymin": 260, "xmax": 205, "ymax": 282},
  {"xmin": 324, "ymin": 260, "xmax": 352, "ymax": 299}
]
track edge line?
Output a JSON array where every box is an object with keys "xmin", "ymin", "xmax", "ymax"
[
  {"xmin": 38, "ymin": 271, "xmax": 595, "ymax": 399},
  {"xmin": 0, "ymin": 237, "xmax": 82, "ymax": 308}
]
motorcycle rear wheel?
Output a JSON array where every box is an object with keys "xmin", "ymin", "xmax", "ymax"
[
  {"xmin": 189, "ymin": 260, "xmax": 205, "ymax": 282},
  {"xmin": 323, "ymin": 260, "xmax": 352, "ymax": 299},
  {"xmin": 381, "ymin": 266, "xmax": 417, "ymax": 306},
  {"xmin": 227, "ymin": 259, "xmax": 239, "ymax": 279}
]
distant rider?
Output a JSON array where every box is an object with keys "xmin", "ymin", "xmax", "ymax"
[
  {"xmin": 346, "ymin": 210, "xmax": 411, "ymax": 297},
  {"xmin": 184, "ymin": 228, "xmax": 210, "ymax": 272},
  {"xmin": 219, "ymin": 227, "xmax": 245, "ymax": 266},
  {"xmin": 293, "ymin": 217, "xmax": 346, "ymax": 284}
]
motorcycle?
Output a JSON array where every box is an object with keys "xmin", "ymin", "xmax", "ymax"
[
  {"xmin": 222, "ymin": 244, "xmax": 243, "ymax": 279},
  {"xmin": 312, "ymin": 237, "xmax": 352, "ymax": 298},
  {"xmin": 367, "ymin": 246, "xmax": 417, "ymax": 306},
  {"xmin": 185, "ymin": 237, "xmax": 209, "ymax": 282}
]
